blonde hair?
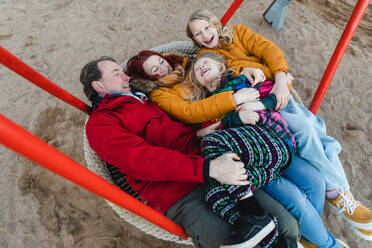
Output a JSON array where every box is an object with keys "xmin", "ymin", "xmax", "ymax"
[
  {"xmin": 185, "ymin": 52, "xmax": 232, "ymax": 102},
  {"xmin": 186, "ymin": 9, "xmax": 234, "ymax": 48}
]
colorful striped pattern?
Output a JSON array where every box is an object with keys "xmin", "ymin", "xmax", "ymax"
[{"xmin": 202, "ymin": 123, "xmax": 291, "ymax": 224}]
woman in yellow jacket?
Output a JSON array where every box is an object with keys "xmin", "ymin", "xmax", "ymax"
[
  {"xmin": 186, "ymin": 8, "xmax": 371, "ymax": 245},
  {"xmin": 126, "ymin": 49, "xmax": 261, "ymax": 124}
]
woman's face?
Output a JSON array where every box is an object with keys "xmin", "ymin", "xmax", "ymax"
[
  {"xmin": 189, "ymin": 19, "xmax": 219, "ymax": 48},
  {"xmin": 143, "ymin": 55, "xmax": 173, "ymax": 78},
  {"xmin": 193, "ymin": 57, "xmax": 221, "ymax": 91}
]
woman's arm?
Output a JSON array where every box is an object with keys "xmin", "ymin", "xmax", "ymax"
[
  {"xmin": 150, "ymin": 85, "xmax": 236, "ymax": 124},
  {"xmin": 234, "ymin": 24, "xmax": 289, "ymax": 77}
]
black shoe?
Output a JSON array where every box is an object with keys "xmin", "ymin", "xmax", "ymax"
[{"xmin": 221, "ymin": 214, "xmax": 275, "ymax": 248}]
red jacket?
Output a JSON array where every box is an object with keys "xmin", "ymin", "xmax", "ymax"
[{"xmin": 86, "ymin": 94, "xmax": 205, "ymax": 213}]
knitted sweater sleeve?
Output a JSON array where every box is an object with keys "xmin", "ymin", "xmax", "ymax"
[
  {"xmin": 234, "ymin": 24, "xmax": 289, "ymax": 76},
  {"xmin": 150, "ymin": 85, "xmax": 236, "ymax": 124}
]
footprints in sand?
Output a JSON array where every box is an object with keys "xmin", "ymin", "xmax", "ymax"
[
  {"xmin": 297, "ymin": 0, "xmax": 372, "ymax": 49},
  {"xmin": 0, "ymin": 34, "xmax": 13, "ymax": 40}
]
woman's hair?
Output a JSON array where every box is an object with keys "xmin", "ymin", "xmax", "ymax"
[
  {"xmin": 186, "ymin": 9, "xmax": 234, "ymax": 48},
  {"xmin": 187, "ymin": 52, "xmax": 231, "ymax": 102},
  {"xmin": 80, "ymin": 56, "xmax": 116, "ymax": 102},
  {"xmin": 125, "ymin": 50, "xmax": 183, "ymax": 80}
]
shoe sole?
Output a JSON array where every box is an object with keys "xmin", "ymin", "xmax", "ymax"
[
  {"xmin": 327, "ymin": 202, "xmax": 372, "ymax": 230},
  {"xmin": 335, "ymin": 239, "xmax": 350, "ymax": 248},
  {"xmin": 350, "ymin": 226, "xmax": 372, "ymax": 241},
  {"xmin": 221, "ymin": 220, "xmax": 275, "ymax": 248},
  {"xmin": 296, "ymin": 241, "xmax": 304, "ymax": 248}
]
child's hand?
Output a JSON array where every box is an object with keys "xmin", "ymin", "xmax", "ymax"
[
  {"xmin": 271, "ymin": 72, "xmax": 292, "ymax": 110},
  {"xmin": 233, "ymin": 88, "xmax": 260, "ymax": 105},
  {"xmin": 236, "ymin": 101, "xmax": 266, "ymax": 112},
  {"xmin": 196, "ymin": 122, "xmax": 221, "ymax": 138},
  {"xmin": 238, "ymin": 110, "xmax": 260, "ymax": 125},
  {"xmin": 241, "ymin": 67, "xmax": 266, "ymax": 86}
]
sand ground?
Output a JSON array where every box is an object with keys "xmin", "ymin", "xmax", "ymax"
[{"xmin": 0, "ymin": 0, "xmax": 371, "ymax": 247}]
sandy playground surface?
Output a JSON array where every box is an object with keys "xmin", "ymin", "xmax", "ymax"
[{"xmin": 0, "ymin": 0, "xmax": 371, "ymax": 247}]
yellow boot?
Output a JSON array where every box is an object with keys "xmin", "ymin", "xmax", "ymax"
[{"xmin": 327, "ymin": 190, "xmax": 372, "ymax": 235}]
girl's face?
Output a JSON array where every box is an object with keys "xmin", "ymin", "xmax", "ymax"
[
  {"xmin": 193, "ymin": 57, "xmax": 221, "ymax": 91},
  {"xmin": 189, "ymin": 19, "xmax": 219, "ymax": 48},
  {"xmin": 143, "ymin": 55, "xmax": 173, "ymax": 78}
]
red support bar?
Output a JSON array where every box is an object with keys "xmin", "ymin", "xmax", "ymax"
[
  {"xmin": 221, "ymin": 0, "xmax": 245, "ymax": 26},
  {"xmin": 0, "ymin": 46, "xmax": 90, "ymax": 115},
  {"xmin": 309, "ymin": 0, "xmax": 371, "ymax": 114},
  {"xmin": 0, "ymin": 113, "xmax": 188, "ymax": 239}
]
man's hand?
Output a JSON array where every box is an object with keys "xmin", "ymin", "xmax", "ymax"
[
  {"xmin": 233, "ymin": 88, "xmax": 260, "ymax": 105},
  {"xmin": 209, "ymin": 153, "xmax": 249, "ymax": 185},
  {"xmin": 241, "ymin": 67, "xmax": 266, "ymax": 86},
  {"xmin": 196, "ymin": 122, "xmax": 220, "ymax": 139},
  {"xmin": 238, "ymin": 110, "xmax": 260, "ymax": 125}
]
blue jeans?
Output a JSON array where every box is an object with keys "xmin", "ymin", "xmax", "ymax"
[
  {"xmin": 263, "ymin": 154, "xmax": 342, "ymax": 248},
  {"xmin": 280, "ymin": 96, "xmax": 350, "ymax": 191}
]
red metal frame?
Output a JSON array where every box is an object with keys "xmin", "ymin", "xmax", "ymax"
[
  {"xmin": 221, "ymin": 0, "xmax": 245, "ymax": 26},
  {"xmin": 0, "ymin": 46, "xmax": 90, "ymax": 114},
  {"xmin": 309, "ymin": 0, "xmax": 370, "ymax": 114},
  {"xmin": 0, "ymin": 113, "xmax": 188, "ymax": 239}
]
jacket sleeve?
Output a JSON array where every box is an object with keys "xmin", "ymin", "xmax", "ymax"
[
  {"xmin": 234, "ymin": 24, "xmax": 289, "ymax": 76},
  {"xmin": 227, "ymin": 59, "xmax": 273, "ymax": 79},
  {"xmin": 86, "ymin": 112, "xmax": 205, "ymax": 183},
  {"xmin": 150, "ymin": 86, "xmax": 237, "ymax": 124}
]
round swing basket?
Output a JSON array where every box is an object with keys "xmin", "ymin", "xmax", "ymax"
[{"xmin": 83, "ymin": 40, "xmax": 303, "ymax": 246}]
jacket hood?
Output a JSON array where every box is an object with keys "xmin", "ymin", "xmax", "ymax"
[{"xmin": 130, "ymin": 78, "xmax": 159, "ymax": 95}]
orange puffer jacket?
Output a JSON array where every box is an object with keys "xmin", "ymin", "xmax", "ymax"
[{"xmin": 199, "ymin": 24, "xmax": 290, "ymax": 80}]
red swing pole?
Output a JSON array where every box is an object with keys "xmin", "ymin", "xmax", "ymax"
[
  {"xmin": 221, "ymin": 0, "xmax": 245, "ymax": 26},
  {"xmin": 309, "ymin": 0, "xmax": 371, "ymax": 114},
  {"xmin": 0, "ymin": 113, "xmax": 189, "ymax": 239},
  {"xmin": 0, "ymin": 46, "xmax": 90, "ymax": 115}
]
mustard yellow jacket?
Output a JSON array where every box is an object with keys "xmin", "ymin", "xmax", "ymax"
[
  {"xmin": 150, "ymin": 83, "xmax": 236, "ymax": 124},
  {"xmin": 150, "ymin": 24, "xmax": 289, "ymax": 124}
]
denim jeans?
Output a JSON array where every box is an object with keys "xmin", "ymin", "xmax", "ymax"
[
  {"xmin": 280, "ymin": 96, "xmax": 350, "ymax": 191},
  {"xmin": 263, "ymin": 154, "xmax": 342, "ymax": 248}
]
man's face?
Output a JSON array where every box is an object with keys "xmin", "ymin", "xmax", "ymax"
[{"xmin": 94, "ymin": 60, "xmax": 131, "ymax": 94}]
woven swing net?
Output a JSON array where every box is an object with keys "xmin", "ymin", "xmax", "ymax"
[{"xmin": 83, "ymin": 40, "xmax": 303, "ymax": 245}]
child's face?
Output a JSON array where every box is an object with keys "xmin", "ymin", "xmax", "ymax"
[
  {"xmin": 189, "ymin": 19, "xmax": 219, "ymax": 48},
  {"xmin": 143, "ymin": 55, "xmax": 173, "ymax": 78},
  {"xmin": 193, "ymin": 57, "xmax": 221, "ymax": 91}
]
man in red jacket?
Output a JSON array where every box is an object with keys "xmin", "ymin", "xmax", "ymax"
[{"xmin": 80, "ymin": 57, "xmax": 300, "ymax": 248}]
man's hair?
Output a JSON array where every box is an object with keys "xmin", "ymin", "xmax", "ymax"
[{"xmin": 80, "ymin": 56, "xmax": 116, "ymax": 102}]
